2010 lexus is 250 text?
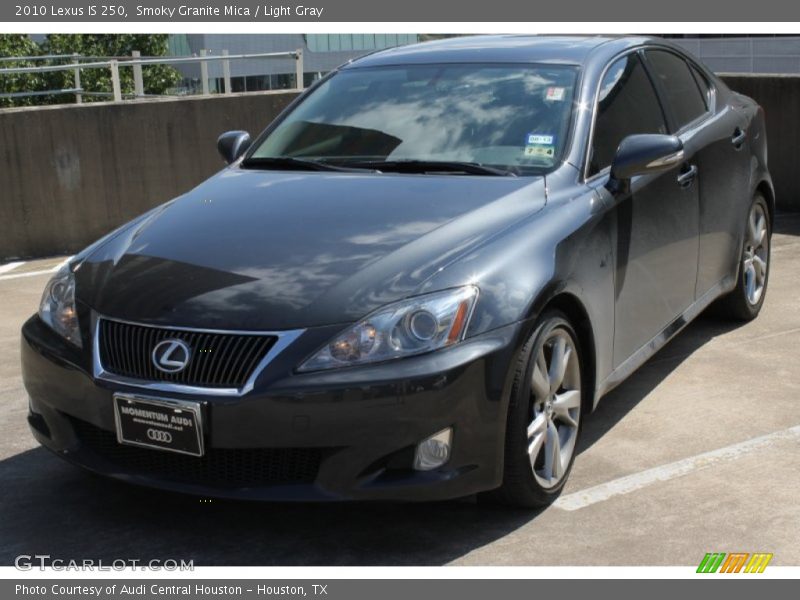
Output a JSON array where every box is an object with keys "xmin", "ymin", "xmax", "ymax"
[{"xmin": 22, "ymin": 36, "xmax": 773, "ymax": 507}]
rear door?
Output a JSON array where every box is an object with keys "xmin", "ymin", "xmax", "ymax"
[
  {"xmin": 642, "ymin": 49, "xmax": 748, "ymax": 299},
  {"xmin": 588, "ymin": 51, "xmax": 700, "ymax": 368}
]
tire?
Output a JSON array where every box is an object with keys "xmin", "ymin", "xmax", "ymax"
[
  {"xmin": 482, "ymin": 310, "xmax": 585, "ymax": 508},
  {"xmin": 714, "ymin": 193, "xmax": 771, "ymax": 321}
]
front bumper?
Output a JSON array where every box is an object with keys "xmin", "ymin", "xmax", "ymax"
[{"xmin": 21, "ymin": 315, "xmax": 525, "ymax": 501}]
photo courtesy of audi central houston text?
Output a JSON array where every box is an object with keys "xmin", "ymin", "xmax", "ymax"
[{"xmin": 21, "ymin": 35, "xmax": 773, "ymax": 507}]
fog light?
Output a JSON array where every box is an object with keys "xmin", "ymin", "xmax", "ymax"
[{"xmin": 413, "ymin": 427, "xmax": 453, "ymax": 471}]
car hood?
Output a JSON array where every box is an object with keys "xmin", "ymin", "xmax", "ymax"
[{"xmin": 76, "ymin": 168, "xmax": 547, "ymax": 330}]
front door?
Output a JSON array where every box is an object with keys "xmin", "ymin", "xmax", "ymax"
[{"xmin": 586, "ymin": 51, "xmax": 700, "ymax": 367}]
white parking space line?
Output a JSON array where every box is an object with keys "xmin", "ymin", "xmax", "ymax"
[
  {"xmin": 0, "ymin": 267, "xmax": 58, "ymax": 282},
  {"xmin": 555, "ymin": 425, "xmax": 800, "ymax": 511},
  {"xmin": 0, "ymin": 257, "xmax": 71, "ymax": 282},
  {"xmin": 0, "ymin": 261, "xmax": 24, "ymax": 275},
  {"xmin": 53, "ymin": 255, "xmax": 72, "ymax": 271}
]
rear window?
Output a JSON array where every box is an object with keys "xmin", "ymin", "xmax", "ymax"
[
  {"xmin": 645, "ymin": 50, "xmax": 708, "ymax": 130},
  {"xmin": 690, "ymin": 64, "xmax": 713, "ymax": 109}
]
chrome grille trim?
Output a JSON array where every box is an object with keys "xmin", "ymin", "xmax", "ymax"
[{"xmin": 92, "ymin": 314, "xmax": 305, "ymax": 397}]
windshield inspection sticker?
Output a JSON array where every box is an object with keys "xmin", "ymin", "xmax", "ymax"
[
  {"xmin": 524, "ymin": 145, "xmax": 555, "ymax": 158},
  {"xmin": 546, "ymin": 87, "xmax": 567, "ymax": 101},
  {"xmin": 526, "ymin": 134, "xmax": 555, "ymax": 146}
]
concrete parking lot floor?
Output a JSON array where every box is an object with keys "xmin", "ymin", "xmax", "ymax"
[{"xmin": 1, "ymin": 215, "xmax": 799, "ymax": 566}]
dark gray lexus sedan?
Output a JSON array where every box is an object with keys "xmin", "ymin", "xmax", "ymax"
[{"xmin": 22, "ymin": 35, "xmax": 773, "ymax": 507}]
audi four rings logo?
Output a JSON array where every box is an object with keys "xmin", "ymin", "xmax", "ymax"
[
  {"xmin": 146, "ymin": 428, "xmax": 173, "ymax": 443},
  {"xmin": 151, "ymin": 339, "xmax": 191, "ymax": 373}
]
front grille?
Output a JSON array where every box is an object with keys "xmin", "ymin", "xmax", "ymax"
[
  {"xmin": 70, "ymin": 418, "xmax": 326, "ymax": 488},
  {"xmin": 98, "ymin": 319, "xmax": 277, "ymax": 389}
]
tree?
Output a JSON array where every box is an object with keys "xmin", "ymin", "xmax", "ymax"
[
  {"xmin": 0, "ymin": 35, "xmax": 47, "ymax": 108},
  {"xmin": 1, "ymin": 35, "xmax": 182, "ymax": 107},
  {"xmin": 42, "ymin": 35, "xmax": 182, "ymax": 102}
]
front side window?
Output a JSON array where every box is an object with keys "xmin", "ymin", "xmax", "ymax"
[
  {"xmin": 645, "ymin": 50, "xmax": 708, "ymax": 130},
  {"xmin": 589, "ymin": 53, "xmax": 668, "ymax": 176},
  {"xmin": 247, "ymin": 63, "xmax": 579, "ymax": 175}
]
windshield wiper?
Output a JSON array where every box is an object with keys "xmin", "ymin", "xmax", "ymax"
[
  {"xmin": 342, "ymin": 159, "xmax": 516, "ymax": 176},
  {"xmin": 239, "ymin": 156, "xmax": 375, "ymax": 173}
]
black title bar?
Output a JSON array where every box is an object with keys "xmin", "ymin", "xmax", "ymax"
[{"xmin": 4, "ymin": 0, "xmax": 800, "ymax": 22}]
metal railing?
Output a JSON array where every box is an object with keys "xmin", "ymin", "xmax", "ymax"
[{"xmin": 0, "ymin": 49, "xmax": 304, "ymax": 103}]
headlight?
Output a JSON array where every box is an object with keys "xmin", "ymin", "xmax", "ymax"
[
  {"xmin": 298, "ymin": 285, "xmax": 478, "ymax": 372},
  {"xmin": 39, "ymin": 265, "xmax": 81, "ymax": 347}
]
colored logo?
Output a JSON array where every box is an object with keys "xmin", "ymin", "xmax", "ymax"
[{"xmin": 697, "ymin": 552, "xmax": 773, "ymax": 573}]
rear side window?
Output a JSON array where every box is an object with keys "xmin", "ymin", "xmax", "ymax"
[
  {"xmin": 589, "ymin": 53, "xmax": 668, "ymax": 176},
  {"xmin": 690, "ymin": 64, "xmax": 712, "ymax": 109},
  {"xmin": 645, "ymin": 50, "xmax": 708, "ymax": 130}
]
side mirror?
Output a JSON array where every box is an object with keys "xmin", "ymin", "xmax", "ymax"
[
  {"xmin": 608, "ymin": 134, "xmax": 684, "ymax": 189},
  {"xmin": 217, "ymin": 130, "xmax": 251, "ymax": 164}
]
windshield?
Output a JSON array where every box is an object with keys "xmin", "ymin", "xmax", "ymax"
[{"xmin": 246, "ymin": 63, "xmax": 579, "ymax": 175}]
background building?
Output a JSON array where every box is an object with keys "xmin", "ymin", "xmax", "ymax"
[
  {"xmin": 167, "ymin": 34, "xmax": 420, "ymax": 93},
  {"xmin": 658, "ymin": 35, "xmax": 800, "ymax": 74},
  {"xmin": 166, "ymin": 35, "xmax": 800, "ymax": 93}
]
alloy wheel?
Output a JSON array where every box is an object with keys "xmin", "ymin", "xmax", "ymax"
[
  {"xmin": 743, "ymin": 203, "xmax": 769, "ymax": 306},
  {"xmin": 526, "ymin": 327, "xmax": 581, "ymax": 489}
]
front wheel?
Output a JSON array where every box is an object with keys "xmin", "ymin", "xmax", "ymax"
[
  {"xmin": 715, "ymin": 194, "xmax": 771, "ymax": 321},
  {"xmin": 483, "ymin": 311, "xmax": 584, "ymax": 508}
]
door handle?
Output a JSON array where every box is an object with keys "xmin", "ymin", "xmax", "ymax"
[
  {"xmin": 677, "ymin": 164, "xmax": 698, "ymax": 187},
  {"xmin": 732, "ymin": 127, "xmax": 747, "ymax": 148}
]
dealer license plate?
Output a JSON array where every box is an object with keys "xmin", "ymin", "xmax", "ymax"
[{"xmin": 113, "ymin": 394, "xmax": 204, "ymax": 457}]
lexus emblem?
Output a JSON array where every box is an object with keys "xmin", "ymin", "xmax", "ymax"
[
  {"xmin": 147, "ymin": 428, "xmax": 173, "ymax": 443},
  {"xmin": 151, "ymin": 339, "xmax": 191, "ymax": 373}
]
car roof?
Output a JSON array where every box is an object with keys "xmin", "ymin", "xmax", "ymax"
[{"xmin": 343, "ymin": 35, "xmax": 658, "ymax": 69}]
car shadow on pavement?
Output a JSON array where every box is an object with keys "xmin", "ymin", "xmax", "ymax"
[
  {"xmin": 0, "ymin": 317, "xmax": 748, "ymax": 568},
  {"xmin": 580, "ymin": 208, "xmax": 800, "ymax": 454},
  {"xmin": 578, "ymin": 312, "xmax": 746, "ymax": 455},
  {"xmin": 0, "ymin": 445, "xmax": 544, "ymax": 566}
]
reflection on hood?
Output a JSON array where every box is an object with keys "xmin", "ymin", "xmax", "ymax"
[{"xmin": 76, "ymin": 169, "xmax": 547, "ymax": 330}]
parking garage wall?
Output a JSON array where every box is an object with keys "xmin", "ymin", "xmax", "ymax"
[
  {"xmin": 0, "ymin": 91, "xmax": 299, "ymax": 260},
  {"xmin": 721, "ymin": 74, "xmax": 800, "ymax": 217},
  {"xmin": 0, "ymin": 76, "xmax": 797, "ymax": 260}
]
